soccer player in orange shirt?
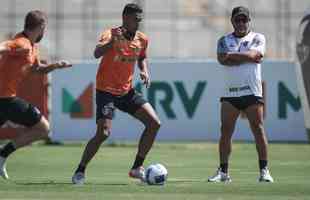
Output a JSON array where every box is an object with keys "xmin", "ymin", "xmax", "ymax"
[
  {"xmin": 0, "ymin": 10, "xmax": 72, "ymax": 179},
  {"xmin": 72, "ymin": 3, "xmax": 161, "ymax": 184}
]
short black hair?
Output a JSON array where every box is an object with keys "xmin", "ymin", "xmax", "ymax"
[
  {"xmin": 122, "ymin": 3, "xmax": 143, "ymax": 16},
  {"xmin": 24, "ymin": 10, "xmax": 47, "ymax": 30}
]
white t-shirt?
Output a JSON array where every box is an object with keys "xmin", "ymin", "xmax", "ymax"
[{"xmin": 217, "ymin": 31, "xmax": 266, "ymax": 97}]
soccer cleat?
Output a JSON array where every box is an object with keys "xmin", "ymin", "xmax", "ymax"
[
  {"xmin": 72, "ymin": 172, "xmax": 85, "ymax": 185},
  {"xmin": 208, "ymin": 168, "xmax": 231, "ymax": 183},
  {"xmin": 129, "ymin": 166, "xmax": 145, "ymax": 181},
  {"xmin": 258, "ymin": 168, "xmax": 274, "ymax": 182},
  {"xmin": 0, "ymin": 156, "xmax": 9, "ymax": 180}
]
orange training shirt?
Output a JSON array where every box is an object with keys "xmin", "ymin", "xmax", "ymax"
[
  {"xmin": 96, "ymin": 27, "xmax": 148, "ymax": 95},
  {"xmin": 0, "ymin": 32, "xmax": 39, "ymax": 97}
]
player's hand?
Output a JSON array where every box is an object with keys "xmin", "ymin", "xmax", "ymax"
[
  {"xmin": 56, "ymin": 60, "xmax": 72, "ymax": 69},
  {"xmin": 111, "ymin": 27, "xmax": 124, "ymax": 41},
  {"xmin": 140, "ymin": 71, "xmax": 151, "ymax": 88},
  {"xmin": 249, "ymin": 51, "xmax": 263, "ymax": 63},
  {"xmin": 94, "ymin": 28, "xmax": 125, "ymax": 58}
]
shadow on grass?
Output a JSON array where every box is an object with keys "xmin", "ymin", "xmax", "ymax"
[
  {"xmin": 14, "ymin": 181, "xmax": 129, "ymax": 186},
  {"xmin": 168, "ymin": 179, "xmax": 203, "ymax": 183}
]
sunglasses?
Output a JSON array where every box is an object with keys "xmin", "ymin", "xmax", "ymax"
[{"xmin": 234, "ymin": 17, "xmax": 249, "ymax": 23}]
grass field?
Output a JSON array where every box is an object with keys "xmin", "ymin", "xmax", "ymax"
[{"xmin": 0, "ymin": 142, "xmax": 309, "ymax": 200}]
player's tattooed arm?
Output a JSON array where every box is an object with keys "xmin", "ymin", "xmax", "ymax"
[
  {"xmin": 94, "ymin": 28, "xmax": 123, "ymax": 59},
  {"xmin": 217, "ymin": 37, "xmax": 241, "ymax": 66},
  {"xmin": 217, "ymin": 36, "xmax": 263, "ymax": 66},
  {"xmin": 219, "ymin": 50, "xmax": 263, "ymax": 66},
  {"xmin": 94, "ymin": 42, "xmax": 113, "ymax": 59},
  {"xmin": 218, "ymin": 53, "xmax": 242, "ymax": 66},
  {"xmin": 0, "ymin": 41, "xmax": 29, "ymax": 55},
  {"xmin": 138, "ymin": 56, "xmax": 151, "ymax": 88},
  {"xmin": 31, "ymin": 60, "xmax": 72, "ymax": 74}
]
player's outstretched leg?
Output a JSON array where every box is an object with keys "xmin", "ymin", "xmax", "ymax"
[
  {"xmin": 0, "ymin": 117, "xmax": 50, "ymax": 180},
  {"xmin": 72, "ymin": 119, "xmax": 111, "ymax": 185},
  {"xmin": 129, "ymin": 103, "xmax": 161, "ymax": 181}
]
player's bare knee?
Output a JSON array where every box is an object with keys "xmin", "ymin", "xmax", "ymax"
[
  {"xmin": 33, "ymin": 120, "xmax": 50, "ymax": 139},
  {"xmin": 153, "ymin": 119, "xmax": 161, "ymax": 130},
  {"xmin": 147, "ymin": 118, "xmax": 161, "ymax": 131},
  {"xmin": 102, "ymin": 128, "xmax": 110, "ymax": 138},
  {"xmin": 95, "ymin": 128, "xmax": 110, "ymax": 142},
  {"xmin": 251, "ymin": 123, "xmax": 265, "ymax": 135},
  {"xmin": 221, "ymin": 124, "xmax": 234, "ymax": 136}
]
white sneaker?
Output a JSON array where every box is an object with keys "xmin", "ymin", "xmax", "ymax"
[
  {"xmin": 128, "ymin": 166, "xmax": 145, "ymax": 182},
  {"xmin": 72, "ymin": 172, "xmax": 85, "ymax": 185},
  {"xmin": 0, "ymin": 156, "xmax": 9, "ymax": 180},
  {"xmin": 208, "ymin": 168, "xmax": 231, "ymax": 183},
  {"xmin": 258, "ymin": 168, "xmax": 274, "ymax": 182}
]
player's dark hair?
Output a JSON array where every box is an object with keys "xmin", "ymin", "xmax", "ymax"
[
  {"xmin": 24, "ymin": 10, "xmax": 47, "ymax": 31},
  {"xmin": 122, "ymin": 3, "xmax": 143, "ymax": 16}
]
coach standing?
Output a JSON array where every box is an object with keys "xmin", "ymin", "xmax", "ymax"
[{"xmin": 208, "ymin": 6, "xmax": 274, "ymax": 183}]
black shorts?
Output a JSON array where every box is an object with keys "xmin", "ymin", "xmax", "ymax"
[
  {"xmin": 96, "ymin": 89, "xmax": 147, "ymax": 121},
  {"xmin": 220, "ymin": 95, "xmax": 264, "ymax": 111},
  {"xmin": 0, "ymin": 97, "xmax": 42, "ymax": 127}
]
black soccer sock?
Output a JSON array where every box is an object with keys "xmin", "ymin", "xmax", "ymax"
[
  {"xmin": 75, "ymin": 164, "xmax": 86, "ymax": 174},
  {"xmin": 0, "ymin": 142, "xmax": 16, "ymax": 158},
  {"xmin": 259, "ymin": 160, "xmax": 268, "ymax": 170},
  {"xmin": 131, "ymin": 155, "xmax": 145, "ymax": 169},
  {"xmin": 220, "ymin": 163, "xmax": 228, "ymax": 173}
]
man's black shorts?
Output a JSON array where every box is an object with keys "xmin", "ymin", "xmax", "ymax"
[
  {"xmin": 96, "ymin": 89, "xmax": 147, "ymax": 121},
  {"xmin": 0, "ymin": 97, "xmax": 42, "ymax": 127},
  {"xmin": 220, "ymin": 95, "xmax": 264, "ymax": 111}
]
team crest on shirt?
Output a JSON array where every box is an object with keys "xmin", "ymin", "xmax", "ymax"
[
  {"xmin": 251, "ymin": 37, "xmax": 261, "ymax": 47},
  {"xmin": 114, "ymin": 55, "xmax": 137, "ymax": 63},
  {"xmin": 242, "ymin": 41, "xmax": 249, "ymax": 47},
  {"xmin": 114, "ymin": 45, "xmax": 141, "ymax": 63}
]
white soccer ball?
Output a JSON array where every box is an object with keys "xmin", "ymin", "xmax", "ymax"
[{"xmin": 145, "ymin": 163, "xmax": 168, "ymax": 185}]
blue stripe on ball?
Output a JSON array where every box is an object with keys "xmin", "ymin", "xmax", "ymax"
[
  {"xmin": 155, "ymin": 175, "xmax": 165, "ymax": 184},
  {"xmin": 146, "ymin": 167, "xmax": 152, "ymax": 185}
]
